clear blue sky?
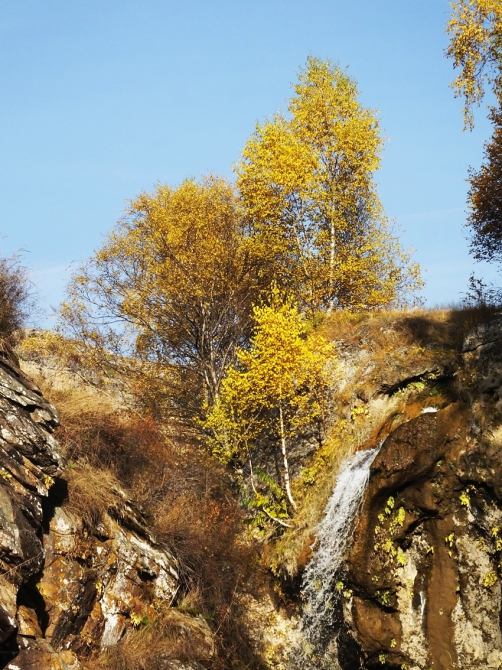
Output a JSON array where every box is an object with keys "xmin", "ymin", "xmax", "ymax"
[{"xmin": 0, "ymin": 0, "xmax": 499, "ymax": 324}]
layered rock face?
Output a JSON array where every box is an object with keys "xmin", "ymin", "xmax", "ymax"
[
  {"xmin": 0, "ymin": 355, "xmax": 210, "ymax": 670},
  {"xmin": 0, "ymin": 354, "xmax": 65, "ymax": 667},
  {"xmin": 338, "ymin": 315, "xmax": 502, "ymax": 669}
]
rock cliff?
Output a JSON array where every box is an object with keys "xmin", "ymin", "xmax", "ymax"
[
  {"xmin": 336, "ymin": 314, "xmax": 502, "ymax": 669},
  {"xmin": 0, "ymin": 353, "xmax": 212, "ymax": 670}
]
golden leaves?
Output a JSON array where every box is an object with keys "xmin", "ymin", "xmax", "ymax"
[
  {"xmin": 61, "ymin": 176, "xmax": 267, "ymax": 416},
  {"xmin": 446, "ymin": 0, "xmax": 502, "ymax": 128},
  {"xmin": 236, "ymin": 56, "xmax": 421, "ymax": 312},
  {"xmin": 203, "ymin": 285, "xmax": 333, "ymax": 464}
]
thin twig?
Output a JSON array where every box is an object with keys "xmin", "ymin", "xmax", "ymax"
[{"xmin": 0, "ymin": 552, "xmax": 42, "ymax": 580}]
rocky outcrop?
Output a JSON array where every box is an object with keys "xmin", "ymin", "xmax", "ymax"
[
  {"xmin": 5, "ymin": 312, "xmax": 502, "ymax": 670},
  {"xmin": 337, "ymin": 314, "xmax": 502, "ymax": 669},
  {"xmin": 0, "ymin": 354, "xmax": 212, "ymax": 669},
  {"xmin": 0, "ymin": 354, "xmax": 64, "ymax": 666}
]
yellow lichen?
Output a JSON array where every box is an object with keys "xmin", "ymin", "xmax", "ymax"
[
  {"xmin": 382, "ymin": 539, "xmax": 397, "ymax": 557},
  {"xmin": 460, "ymin": 491, "xmax": 470, "ymax": 508},
  {"xmin": 396, "ymin": 547, "xmax": 406, "ymax": 566},
  {"xmin": 390, "ymin": 507, "xmax": 406, "ymax": 534},
  {"xmin": 483, "ymin": 570, "xmax": 498, "ymax": 588},
  {"xmin": 385, "ymin": 497, "xmax": 395, "ymax": 515}
]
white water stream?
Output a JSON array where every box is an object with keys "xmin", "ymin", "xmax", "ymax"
[{"xmin": 296, "ymin": 443, "xmax": 382, "ymax": 661}]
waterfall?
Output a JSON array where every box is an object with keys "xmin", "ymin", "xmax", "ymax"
[{"xmin": 295, "ymin": 443, "xmax": 382, "ymax": 663}]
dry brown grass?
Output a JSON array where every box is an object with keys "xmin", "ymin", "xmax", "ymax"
[
  {"xmin": 322, "ymin": 304, "xmax": 501, "ymax": 354},
  {"xmin": 64, "ymin": 461, "xmax": 123, "ymax": 529},
  {"xmin": 87, "ymin": 609, "xmax": 215, "ymax": 670},
  {"xmin": 25, "ymin": 368, "xmax": 266, "ymax": 669}
]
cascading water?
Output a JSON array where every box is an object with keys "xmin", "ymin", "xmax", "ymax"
[{"xmin": 292, "ymin": 443, "xmax": 382, "ymax": 666}]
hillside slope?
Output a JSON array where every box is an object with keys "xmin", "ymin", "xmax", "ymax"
[{"xmin": 0, "ymin": 308, "xmax": 501, "ymax": 669}]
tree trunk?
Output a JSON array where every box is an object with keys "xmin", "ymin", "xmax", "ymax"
[
  {"xmin": 327, "ymin": 216, "xmax": 336, "ymax": 315},
  {"xmin": 279, "ymin": 402, "xmax": 296, "ymax": 509}
]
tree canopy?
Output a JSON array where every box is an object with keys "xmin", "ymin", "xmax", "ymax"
[
  {"xmin": 60, "ymin": 58, "xmax": 422, "ymax": 424},
  {"xmin": 446, "ymin": 2, "xmax": 502, "ymax": 276},
  {"xmin": 467, "ymin": 102, "xmax": 502, "ymax": 266},
  {"xmin": 61, "ymin": 176, "xmax": 267, "ymax": 417},
  {"xmin": 236, "ymin": 56, "xmax": 422, "ymax": 312},
  {"xmin": 446, "ymin": 0, "xmax": 502, "ymax": 128}
]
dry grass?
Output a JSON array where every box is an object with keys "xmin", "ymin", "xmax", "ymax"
[
  {"xmin": 24, "ymin": 368, "xmax": 266, "ymax": 669},
  {"xmin": 64, "ymin": 461, "xmax": 124, "ymax": 529},
  {"xmin": 87, "ymin": 609, "xmax": 215, "ymax": 670},
  {"xmin": 322, "ymin": 303, "xmax": 501, "ymax": 354}
]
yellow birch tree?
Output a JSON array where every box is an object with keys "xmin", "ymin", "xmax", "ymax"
[
  {"xmin": 236, "ymin": 56, "xmax": 422, "ymax": 313},
  {"xmin": 204, "ymin": 287, "xmax": 333, "ymax": 518},
  {"xmin": 60, "ymin": 176, "xmax": 269, "ymax": 418}
]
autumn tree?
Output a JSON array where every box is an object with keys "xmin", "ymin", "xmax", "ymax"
[
  {"xmin": 204, "ymin": 287, "xmax": 333, "ymax": 518},
  {"xmin": 236, "ymin": 56, "xmax": 422, "ymax": 313},
  {"xmin": 446, "ymin": 2, "xmax": 502, "ymax": 282},
  {"xmin": 446, "ymin": 0, "xmax": 502, "ymax": 129},
  {"xmin": 467, "ymin": 102, "xmax": 502, "ymax": 266},
  {"xmin": 60, "ymin": 176, "xmax": 267, "ymax": 418}
]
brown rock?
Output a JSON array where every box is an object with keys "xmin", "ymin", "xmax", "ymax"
[{"xmin": 17, "ymin": 606, "xmax": 42, "ymax": 638}]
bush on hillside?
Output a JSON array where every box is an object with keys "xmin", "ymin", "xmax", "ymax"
[{"xmin": 0, "ymin": 253, "xmax": 34, "ymax": 341}]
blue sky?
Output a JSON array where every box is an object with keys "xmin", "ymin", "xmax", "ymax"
[{"xmin": 0, "ymin": 0, "xmax": 499, "ymax": 324}]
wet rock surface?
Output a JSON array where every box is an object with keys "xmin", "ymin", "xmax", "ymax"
[{"xmin": 338, "ymin": 314, "xmax": 502, "ymax": 669}]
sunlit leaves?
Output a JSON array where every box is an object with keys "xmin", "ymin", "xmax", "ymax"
[
  {"xmin": 204, "ymin": 287, "xmax": 333, "ymax": 507},
  {"xmin": 236, "ymin": 56, "xmax": 422, "ymax": 312},
  {"xmin": 61, "ymin": 176, "xmax": 266, "ymax": 417},
  {"xmin": 446, "ymin": 0, "xmax": 502, "ymax": 128}
]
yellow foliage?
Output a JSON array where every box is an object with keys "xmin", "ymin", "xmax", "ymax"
[
  {"xmin": 204, "ymin": 286, "xmax": 333, "ymax": 509},
  {"xmin": 236, "ymin": 56, "xmax": 422, "ymax": 312},
  {"xmin": 460, "ymin": 490, "xmax": 471, "ymax": 507},
  {"xmin": 446, "ymin": 0, "xmax": 502, "ymax": 128},
  {"xmin": 60, "ymin": 176, "xmax": 267, "ymax": 417},
  {"xmin": 483, "ymin": 569, "xmax": 498, "ymax": 588}
]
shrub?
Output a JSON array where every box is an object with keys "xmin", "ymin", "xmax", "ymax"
[
  {"xmin": 88, "ymin": 609, "xmax": 215, "ymax": 670},
  {"xmin": 0, "ymin": 253, "xmax": 34, "ymax": 342}
]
